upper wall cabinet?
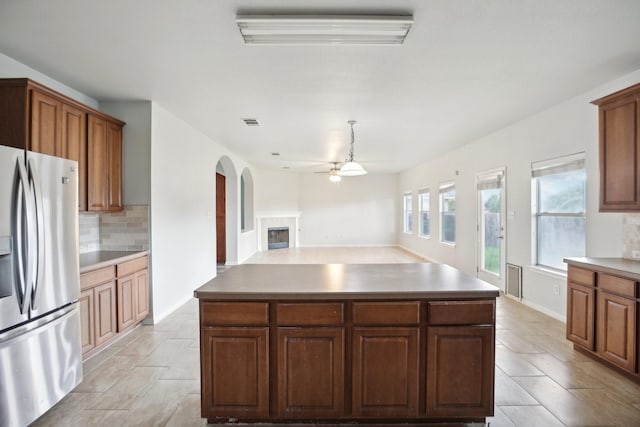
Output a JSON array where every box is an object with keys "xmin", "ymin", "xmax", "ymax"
[
  {"xmin": 592, "ymin": 83, "xmax": 640, "ymax": 212},
  {"xmin": 0, "ymin": 78, "xmax": 124, "ymax": 212}
]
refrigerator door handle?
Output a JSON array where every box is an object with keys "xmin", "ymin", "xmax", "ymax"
[
  {"xmin": 27, "ymin": 158, "xmax": 45, "ymax": 311},
  {"xmin": 12, "ymin": 158, "xmax": 31, "ymax": 314}
]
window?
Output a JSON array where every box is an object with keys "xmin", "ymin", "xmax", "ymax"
[
  {"xmin": 240, "ymin": 168, "xmax": 254, "ymax": 232},
  {"xmin": 532, "ymin": 153, "xmax": 586, "ymax": 271},
  {"xmin": 439, "ymin": 183, "xmax": 456, "ymax": 245},
  {"xmin": 403, "ymin": 192, "xmax": 413, "ymax": 233},
  {"xmin": 241, "ymin": 175, "xmax": 245, "ymax": 230},
  {"xmin": 419, "ymin": 189, "xmax": 430, "ymax": 238}
]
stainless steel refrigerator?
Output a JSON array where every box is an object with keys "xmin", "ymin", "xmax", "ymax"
[{"xmin": 0, "ymin": 144, "xmax": 82, "ymax": 426}]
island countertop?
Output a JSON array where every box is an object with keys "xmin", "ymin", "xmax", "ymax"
[{"xmin": 194, "ymin": 263, "xmax": 499, "ymax": 300}]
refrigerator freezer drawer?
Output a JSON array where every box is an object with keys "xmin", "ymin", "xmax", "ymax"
[{"xmin": 0, "ymin": 305, "xmax": 82, "ymax": 427}]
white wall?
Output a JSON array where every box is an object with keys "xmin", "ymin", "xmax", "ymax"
[
  {"xmin": 149, "ymin": 103, "xmax": 257, "ymax": 321},
  {"xmin": 298, "ymin": 173, "xmax": 398, "ymax": 247},
  {"xmin": 100, "ymin": 101, "xmax": 152, "ymax": 205},
  {"xmin": 399, "ymin": 68, "xmax": 640, "ymax": 320},
  {"xmin": 254, "ymin": 167, "xmax": 301, "ymax": 217},
  {"xmin": 0, "ymin": 52, "xmax": 98, "ymax": 108}
]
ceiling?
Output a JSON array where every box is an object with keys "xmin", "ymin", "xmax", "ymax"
[{"xmin": 1, "ymin": 0, "xmax": 640, "ymax": 173}]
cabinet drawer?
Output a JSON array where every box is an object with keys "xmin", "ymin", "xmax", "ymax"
[
  {"xmin": 201, "ymin": 302, "xmax": 269, "ymax": 326},
  {"xmin": 568, "ymin": 266, "xmax": 595, "ymax": 286},
  {"xmin": 353, "ymin": 302, "xmax": 420, "ymax": 325},
  {"xmin": 277, "ymin": 303, "xmax": 343, "ymax": 326},
  {"xmin": 80, "ymin": 266, "xmax": 115, "ymax": 290},
  {"xmin": 598, "ymin": 273, "xmax": 636, "ymax": 298},
  {"xmin": 427, "ymin": 300, "xmax": 495, "ymax": 325},
  {"xmin": 117, "ymin": 256, "xmax": 147, "ymax": 277}
]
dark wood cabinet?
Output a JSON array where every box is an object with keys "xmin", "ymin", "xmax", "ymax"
[
  {"xmin": 117, "ymin": 273, "xmax": 136, "ymax": 332},
  {"xmin": 61, "ymin": 103, "xmax": 87, "ymax": 210},
  {"xmin": 425, "ymin": 300, "xmax": 495, "ymax": 417},
  {"xmin": 277, "ymin": 327, "xmax": 344, "ymax": 418},
  {"xmin": 79, "ymin": 265, "xmax": 117, "ymax": 351},
  {"xmin": 116, "ymin": 256, "xmax": 149, "ymax": 332},
  {"xmin": 352, "ymin": 327, "xmax": 419, "ymax": 417},
  {"xmin": 79, "ymin": 288, "xmax": 95, "ymax": 354},
  {"xmin": 88, "ymin": 113, "xmax": 123, "ymax": 212},
  {"xmin": 426, "ymin": 325, "xmax": 494, "ymax": 417},
  {"xmin": 94, "ymin": 280, "xmax": 117, "ymax": 347},
  {"xmin": 597, "ymin": 291, "xmax": 636, "ymax": 372},
  {"xmin": 199, "ymin": 297, "xmax": 496, "ymax": 423},
  {"xmin": 0, "ymin": 78, "xmax": 123, "ymax": 212},
  {"xmin": 565, "ymin": 260, "xmax": 639, "ymax": 380},
  {"xmin": 201, "ymin": 327, "xmax": 269, "ymax": 417},
  {"xmin": 30, "ymin": 89, "xmax": 62, "ymax": 156},
  {"xmin": 566, "ymin": 266, "xmax": 596, "ymax": 350},
  {"xmin": 106, "ymin": 120, "xmax": 123, "ymax": 211},
  {"xmin": 592, "ymin": 82, "xmax": 640, "ymax": 211},
  {"xmin": 80, "ymin": 254, "xmax": 149, "ymax": 359},
  {"xmin": 135, "ymin": 268, "xmax": 149, "ymax": 322}
]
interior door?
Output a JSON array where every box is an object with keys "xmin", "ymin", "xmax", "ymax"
[
  {"xmin": 216, "ymin": 173, "xmax": 226, "ymax": 264},
  {"xmin": 476, "ymin": 167, "xmax": 506, "ymax": 290}
]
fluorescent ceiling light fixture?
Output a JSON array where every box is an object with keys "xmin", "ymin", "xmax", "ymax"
[{"xmin": 236, "ymin": 15, "xmax": 413, "ymax": 45}]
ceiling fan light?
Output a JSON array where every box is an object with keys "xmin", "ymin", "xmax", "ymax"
[
  {"xmin": 329, "ymin": 172, "xmax": 342, "ymax": 182},
  {"xmin": 338, "ymin": 161, "xmax": 367, "ymax": 176}
]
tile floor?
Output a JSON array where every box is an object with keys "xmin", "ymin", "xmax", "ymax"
[{"xmin": 33, "ymin": 247, "xmax": 640, "ymax": 426}]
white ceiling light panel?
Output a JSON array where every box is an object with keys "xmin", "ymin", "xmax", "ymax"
[{"xmin": 236, "ymin": 15, "xmax": 413, "ymax": 45}]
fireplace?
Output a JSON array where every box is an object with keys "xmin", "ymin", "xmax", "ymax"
[{"xmin": 267, "ymin": 227, "xmax": 289, "ymax": 250}]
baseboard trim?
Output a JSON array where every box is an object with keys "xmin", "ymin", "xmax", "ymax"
[{"xmin": 519, "ymin": 298, "xmax": 566, "ymax": 322}]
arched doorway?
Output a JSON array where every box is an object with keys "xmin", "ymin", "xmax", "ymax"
[{"xmin": 215, "ymin": 156, "xmax": 238, "ymax": 265}]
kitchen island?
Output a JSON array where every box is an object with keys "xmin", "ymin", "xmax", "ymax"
[{"xmin": 194, "ymin": 263, "xmax": 499, "ymax": 424}]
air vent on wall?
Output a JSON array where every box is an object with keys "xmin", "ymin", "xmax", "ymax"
[
  {"xmin": 506, "ymin": 263, "xmax": 522, "ymax": 299},
  {"xmin": 242, "ymin": 118, "xmax": 261, "ymax": 126}
]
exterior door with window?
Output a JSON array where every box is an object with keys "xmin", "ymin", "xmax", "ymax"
[{"xmin": 476, "ymin": 168, "xmax": 506, "ymax": 289}]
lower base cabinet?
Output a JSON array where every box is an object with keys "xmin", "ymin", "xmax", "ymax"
[
  {"xmin": 199, "ymin": 299, "xmax": 496, "ymax": 423},
  {"xmin": 79, "ymin": 266, "xmax": 117, "ymax": 354},
  {"xmin": 79, "ymin": 288, "xmax": 95, "ymax": 353},
  {"xmin": 277, "ymin": 328, "xmax": 344, "ymax": 418},
  {"xmin": 352, "ymin": 327, "xmax": 419, "ymax": 417},
  {"xmin": 426, "ymin": 326, "xmax": 494, "ymax": 417},
  {"xmin": 597, "ymin": 291, "xmax": 636, "ymax": 372},
  {"xmin": 565, "ymin": 262, "xmax": 639, "ymax": 380},
  {"xmin": 79, "ymin": 255, "xmax": 149, "ymax": 359},
  {"xmin": 201, "ymin": 327, "xmax": 269, "ymax": 418}
]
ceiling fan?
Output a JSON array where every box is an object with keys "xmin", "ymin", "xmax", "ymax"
[{"xmin": 314, "ymin": 162, "xmax": 343, "ymax": 182}]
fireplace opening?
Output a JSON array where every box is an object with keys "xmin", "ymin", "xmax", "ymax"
[{"xmin": 268, "ymin": 227, "xmax": 289, "ymax": 250}]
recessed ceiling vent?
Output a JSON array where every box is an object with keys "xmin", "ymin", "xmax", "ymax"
[{"xmin": 242, "ymin": 118, "xmax": 261, "ymax": 126}]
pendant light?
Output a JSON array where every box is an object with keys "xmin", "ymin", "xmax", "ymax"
[{"xmin": 338, "ymin": 120, "xmax": 367, "ymax": 176}]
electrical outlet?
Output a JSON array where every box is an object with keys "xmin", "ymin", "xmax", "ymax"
[
  {"xmin": 553, "ymin": 284, "xmax": 560, "ymax": 295},
  {"xmin": 632, "ymin": 250, "xmax": 640, "ymax": 259}
]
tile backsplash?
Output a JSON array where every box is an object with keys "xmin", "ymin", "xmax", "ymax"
[
  {"xmin": 622, "ymin": 213, "xmax": 640, "ymax": 259},
  {"xmin": 79, "ymin": 205, "xmax": 149, "ymax": 254}
]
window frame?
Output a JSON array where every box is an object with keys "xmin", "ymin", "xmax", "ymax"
[
  {"xmin": 439, "ymin": 182, "xmax": 456, "ymax": 246},
  {"xmin": 403, "ymin": 191, "xmax": 413, "ymax": 234},
  {"xmin": 531, "ymin": 153, "xmax": 586, "ymax": 272},
  {"xmin": 418, "ymin": 188, "xmax": 430, "ymax": 238}
]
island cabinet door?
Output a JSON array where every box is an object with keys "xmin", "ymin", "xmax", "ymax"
[
  {"xmin": 201, "ymin": 327, "xmax": 269, "ymax": 418},
  {"xmin": 352, "ymin": 327, "xmax": 419, "ymax": 417},
  {"xmin": 426, "ymin": 326, "xmax": 494, "ymax": 417},
  {"xmin": 277, "ymin": 327, "xmax": 344, "ymax": 418}
]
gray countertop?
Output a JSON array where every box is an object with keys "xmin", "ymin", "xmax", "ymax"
[
  {"xmin": 194, "ymin": 263, "xmax": 500, "ymax": 300},
  {"xmin": 80, "ymin": 250, "xmax": 148, "ymax": 273},
  {"xmin": 564, "ymin": 257, "xmax": 640, "ymax": 281}
]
